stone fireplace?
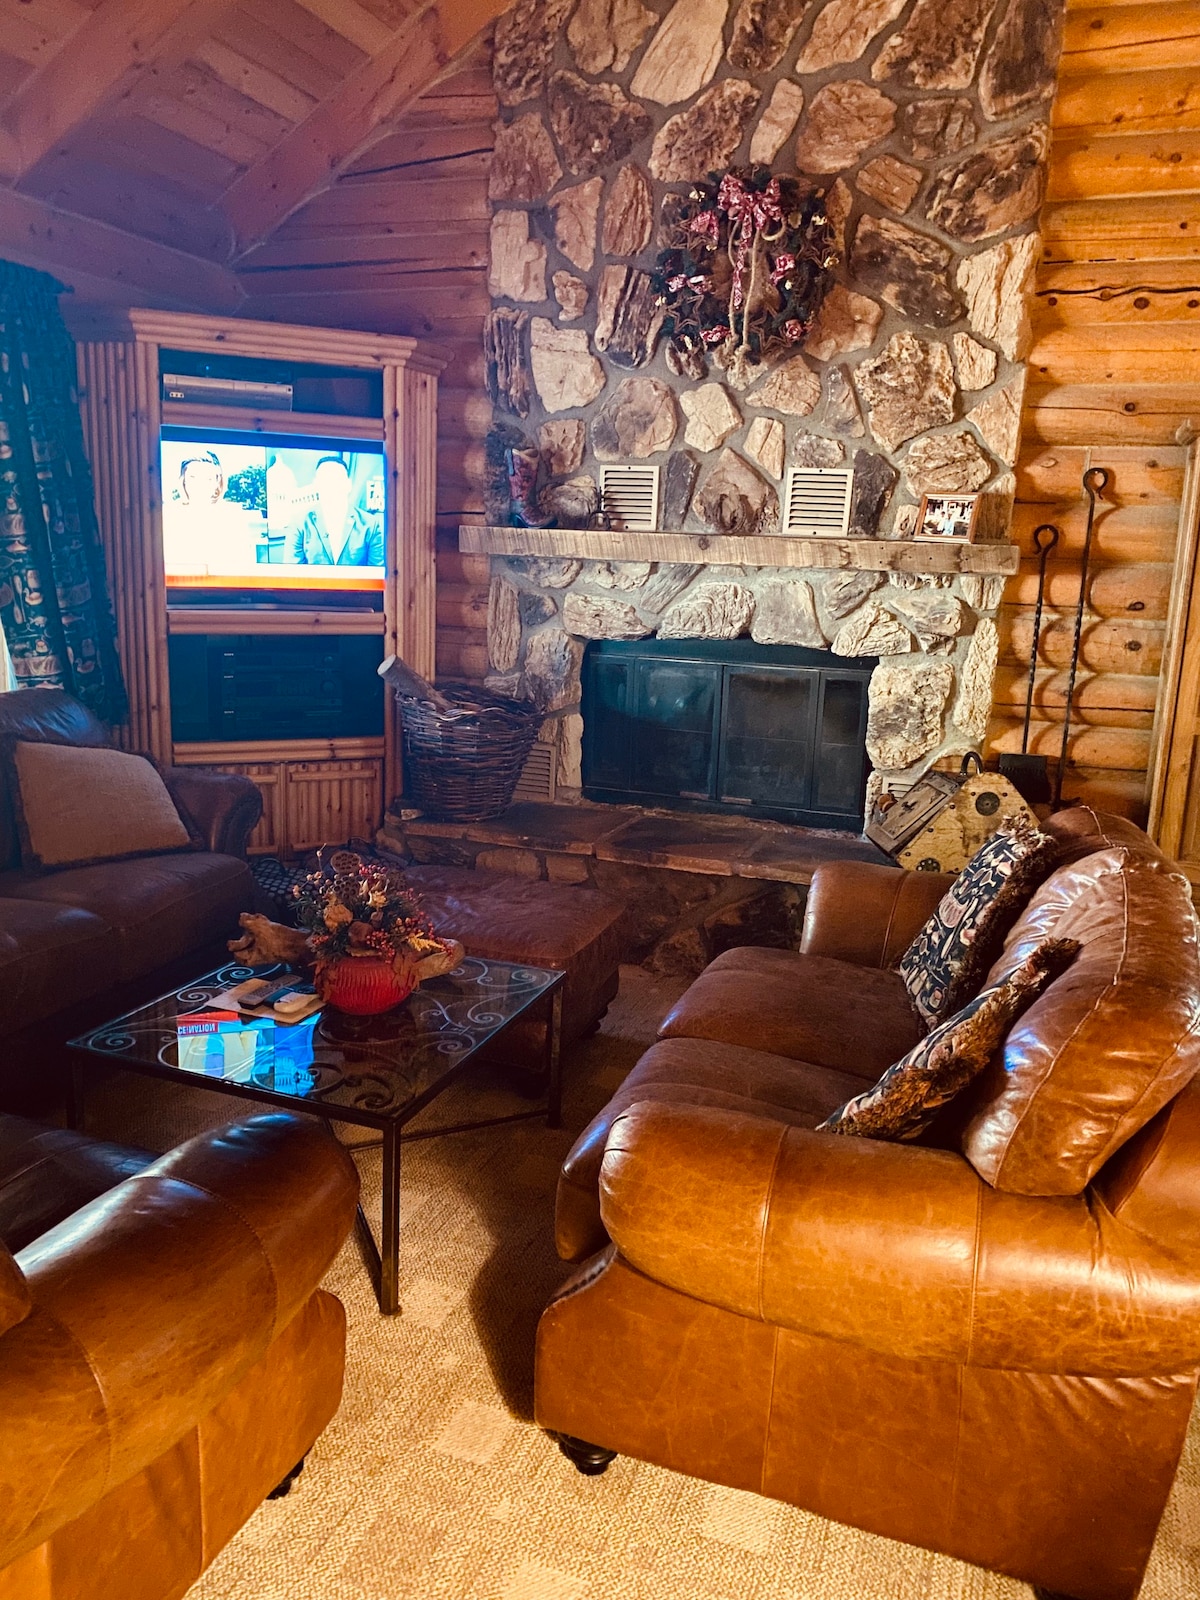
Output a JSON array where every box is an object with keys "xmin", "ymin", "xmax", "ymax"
[
  {"xmin": 472, "ymin": 531, "xmax": 1014, "ymax": 820},
  {"xmin": 467, "ymin": 0, "xmax": 1063, "ymax": 824}
]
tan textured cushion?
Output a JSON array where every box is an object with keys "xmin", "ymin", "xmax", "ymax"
[{"xmin": 9, "ymin": 740, "xmax": 192, "ymax": 870}]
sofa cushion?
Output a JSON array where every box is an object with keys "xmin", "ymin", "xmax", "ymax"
[
  {"xmin": 0, "ymin": 896, "xmax": 118, "ymax": 1034},
  {"xmin": 1043, "ymin": 803, "xmax": 1167, "ymax": 871},
  {"xmin": 962, "ymin": 849, "xmax": 1200, "ymax": 1195},
  {"xmin": 897, "ymin": 815, "xmax": 1057, "ymax": 1029},
  {"xmin": 0, "ymin": 1114, "xmax": 152, "ymax": 1253},
  {"xmin": 557, "ymin": 1036, "xmax": 863, "ymax": 1261},
  {"xmin": 0, "ymin": 853, "xmax": 253, "ymax": 983},
  {"xmin": 658, "ymin": 946, "xmax": 923, "ymax": 1080},
  {"xmin": 403, "ymin": 864, "xmax": 624, "ymax": 1045},
  {"xmin": 6, "ymin": 739, "xmax": 194, "ymax": 870},
  {"xmin": 820, "ymin": 938, "xmax": 1080, "ymax": 1142},
  {"xmin": 0, "ymin": 688, "xmax": 110, "ymax": 871}
]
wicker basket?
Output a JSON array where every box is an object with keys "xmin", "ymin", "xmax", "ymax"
[{"xmin": 399, "ymin": 687, "xmax": 543, "ymax": 822}]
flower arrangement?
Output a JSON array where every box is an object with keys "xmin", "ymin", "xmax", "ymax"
[
  {"xmin": 291, "ymin": 849, "xmax": 459, "ymax": 991},
  {"xmin": 651, "ymin": 166, "xmax": 837, "ymax": 388}
]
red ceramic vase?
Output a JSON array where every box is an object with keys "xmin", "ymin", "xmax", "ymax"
[{"xmin": 319, "ymin": 956, "xmax": 417, "ymax": 1016}]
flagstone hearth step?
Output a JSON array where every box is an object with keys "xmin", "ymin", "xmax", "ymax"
[{"xmin": 379, "ymin": 799, "xmax": 889, "ymax": 887}]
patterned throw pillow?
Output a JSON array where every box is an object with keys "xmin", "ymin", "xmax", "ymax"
[
  {"xmin": 818, "ymin": 938, "xmax": 1080, "ymax": 1142},
  {"xmin": 898, "ymin": 815, "xmax": 1058, "ymax": 1029}
]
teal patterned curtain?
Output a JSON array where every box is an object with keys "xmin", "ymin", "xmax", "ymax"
[{"xmin": 0, "ymin": 260, "xmax": 127, "ymax": 722}]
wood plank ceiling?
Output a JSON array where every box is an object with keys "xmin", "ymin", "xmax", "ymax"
[{"xmin": 0, "ymin": 0, "xmax": 506, "ymax": 311}]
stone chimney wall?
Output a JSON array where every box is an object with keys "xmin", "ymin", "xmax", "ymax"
[{"xmin": 482, "ymin": 0, "xmax": 1065, "ymax": 796}]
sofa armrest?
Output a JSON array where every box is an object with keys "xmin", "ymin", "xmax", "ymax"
[
  {"xmin": 800, "ymin": 860, "xmax": 953, "ymax": 967},
  {"xmin": 599, "ymin": 1100, "xmax": 1200, "ymax": 1377},
  {"xmin": 163, "ymin": 767, "xmax": 263, "ymax": 857},
  {"xmin": 0, "ymin": 1113, "xmax": 358, "ymax": 1570}
]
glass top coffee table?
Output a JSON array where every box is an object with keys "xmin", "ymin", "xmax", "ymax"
[{"xmin": 69, "ymin": 956, "xmax": 565, "ymax": 1315}]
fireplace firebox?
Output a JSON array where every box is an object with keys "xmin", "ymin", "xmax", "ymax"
[{"xmin": 581, "ymin": 638, "xmax": 875, "ymax": 829}]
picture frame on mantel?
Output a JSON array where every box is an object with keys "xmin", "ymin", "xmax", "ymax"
[{"xmin": 913, "ymin": 493, "xmax": 981, "ymax": 544}]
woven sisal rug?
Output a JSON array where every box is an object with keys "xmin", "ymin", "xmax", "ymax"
[{"xmin": 82, "ymin": 967, "xmax": 1200, "ymax": 1600}]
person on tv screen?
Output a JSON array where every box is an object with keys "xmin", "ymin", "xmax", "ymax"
[
  {"xmin": 285, "ymin": 454, "xmax": 384, "ymax": 567},
  {"xmin": 163, "ymin": 448, "xmax": 260, "ymax": 575}
]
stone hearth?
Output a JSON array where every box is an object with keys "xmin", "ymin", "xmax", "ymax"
[{"xmin": 378, "ymin": 799, "xmax": 888, "ymax": 976}]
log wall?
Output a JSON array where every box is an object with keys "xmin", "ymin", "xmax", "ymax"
[
  {"xmin": 991, "ymin": 0, "xmax": 1200, "ymax": 818},
  {"xmin": 235, "ymin": 48, "xmax": 494, "ymax": 683}
]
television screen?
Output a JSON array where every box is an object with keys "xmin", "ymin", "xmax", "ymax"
[{"xmin": 160, "ymin": 426, "xmax": 386, "ymax": 592}]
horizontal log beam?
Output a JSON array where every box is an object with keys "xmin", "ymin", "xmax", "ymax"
[
  {"xmin": 1042, "ymin": 193, "xmax": 1200, "ymax": 262},
  {"xmin": 1023, "ymin": 381, "xmax": 1200, "ymax": 445},
  {"xmin": 0, "ymin": 186, "xmax": 243, "ymax": 311},
  {"xmin": 1047, "ymin": 129, "xmax": 1200, "ymax": 202},
  {"xmin": 1061, "ymin": 3, "xmax": 1200, "ymax": 76},
  {"xmin": 1015, "ymin": 444, "xmax": 1186, "ymax": 504},
  {"xmin": 461, "ymin": 526, "xmax": 1020, "ymax": 575}
]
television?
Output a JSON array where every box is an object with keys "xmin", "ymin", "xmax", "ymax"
[{"xmin": 160, "ymin": 426, "xmax": 386, "ymax": 596}]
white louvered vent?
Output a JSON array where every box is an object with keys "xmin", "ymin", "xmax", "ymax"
[
  {"xmin": 599, "ymin": 464, "xmax": 661, "ymax": 531},
  {"xmin": 513, "ymin": 741, "xmax": 556, "ymax": 803},
  {"xmin": 780, "ymin": 467, "xmax": 854, "ymax": 537}
]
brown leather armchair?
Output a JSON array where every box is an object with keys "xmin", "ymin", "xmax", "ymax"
[
  {"xmin": 0, "ymin": 1111, "xmax": 358, "ymax": 1600},
  {"xmin": 536, "ymin": 808, "xmax": 1200, "ymax": 1600}
]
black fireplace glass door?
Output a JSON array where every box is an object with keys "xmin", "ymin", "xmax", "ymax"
[
  {"xmin": 581, "ymin": 638, "xmax": 874, "ymax": 828},
  {"xmin": 815, "ymin": 675, "xmax": 869, "ymax": 814},
  {"xmin": 632, "ymin": 660, "xmax": 720, "ymax": 798},
  {"xmin": 719, "ymin": 668, "xmax": 815, "ymax": 809}
]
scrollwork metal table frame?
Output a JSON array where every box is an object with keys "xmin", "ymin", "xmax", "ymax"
[{"xmin": 69, "ymin": 957, "xmax": 565, "ymax": 1315}]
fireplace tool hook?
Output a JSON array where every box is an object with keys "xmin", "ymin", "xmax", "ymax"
[
  {"xmin": 1000, "ymin": 521, "xmax": 1060, "ymax": 805},
  {"xmin": 1053, "ymin": 466, "xmax": 1109, "ymax": 809}
]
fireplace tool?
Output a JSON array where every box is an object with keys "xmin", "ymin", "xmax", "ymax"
[
  {"xmin": 999, "ymin": 521, "xmax": 1059, "ymax": 805},
  {"xmin": 1052, "ymin": 465, "xmax": 1109, "ymax": 809}
]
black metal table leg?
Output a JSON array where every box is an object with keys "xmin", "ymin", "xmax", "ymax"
[
  {"xmin": 65, "ymin": 1059, "xmax": 85, "ymax": 1132},
  {"xmin": 545, "ymin": 984, "xmax": 564, "ymax": 1130},
  {"xmin": 379, "ymin": 1121, "xmax": 401, "ymax": 1315}
]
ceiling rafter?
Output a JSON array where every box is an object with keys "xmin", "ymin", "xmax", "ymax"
[
  {"xmin": 0, "ymin": 185, "xmax": 244, "ymax": 312},
  {"xmin": 221, "ymin": 0, "xmax": 507, "ymax": 262},
  {"xmin": 0, "ymin": 0, "xmax": 240, "ymax": 186}
]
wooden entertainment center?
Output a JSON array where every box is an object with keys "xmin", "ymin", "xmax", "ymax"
[{"xmin": 75, "ymin": 310, "xmax": 443, "ymax": 857}]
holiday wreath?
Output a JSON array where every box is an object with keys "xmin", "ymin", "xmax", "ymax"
[{"xmin": 651, "ymin": 167, "xmax": 837, "ymax": 389}]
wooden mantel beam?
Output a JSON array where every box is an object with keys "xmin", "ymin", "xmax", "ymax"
[
  {"xmin": 222, "ymin": 0, "xmax": 507, "ymax": 260},
  {"xmin": 0, "ymin": 186, "xmax": 244, "ymax": 312},
  {"xmin": 0, "ymin": 0, "xmax": 239, "ymax": 185}
]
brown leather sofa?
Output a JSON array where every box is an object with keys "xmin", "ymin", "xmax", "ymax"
[
  {"xmin": 0, "ymin": 1109, "xmax": 358, "ymax": 1600},
  {"xmin": 0, "ymin": 688, "xmax": 262, "ymax": 1043},
  {"xmin": 536, "ymin": 807, "xmax": 1200, "ymax": 1600}
]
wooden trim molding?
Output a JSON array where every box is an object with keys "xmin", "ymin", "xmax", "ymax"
[{"xmin": 1148, "ymin": 436, "xmax": 1200, "ymax": 853}]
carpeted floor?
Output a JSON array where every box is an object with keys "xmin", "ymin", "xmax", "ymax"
[{"xmin": 83, "ymin": 965, "xmax": 1200, "ymax": 1600}]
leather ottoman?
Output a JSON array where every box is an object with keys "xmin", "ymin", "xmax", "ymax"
[{"xmin": 404, "ymin": 865, "xmax": 625, "ymax": 1050}]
